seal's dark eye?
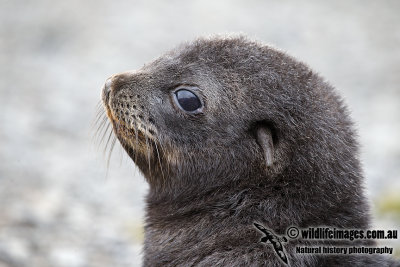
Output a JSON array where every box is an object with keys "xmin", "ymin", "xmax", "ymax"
[{"xmin": 174, "ymin": 89, "xmax": 202, "ymax": 112}]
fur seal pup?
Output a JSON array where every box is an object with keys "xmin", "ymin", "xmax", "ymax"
[{"xmin": 100, "ymin": 36, "xmax": 399, "ymax": 266}]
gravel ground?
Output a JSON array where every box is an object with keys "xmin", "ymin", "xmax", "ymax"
[{"xmin": 1, "ymin": 0, "xmax": 399, "ymax": 266}]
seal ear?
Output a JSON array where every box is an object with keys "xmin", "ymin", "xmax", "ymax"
[{"xmin": 255, "ymin": 126, "xmax": 274, "ymax": 167}]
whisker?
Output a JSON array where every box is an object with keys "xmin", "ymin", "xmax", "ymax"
[
  {"xmin": 157, "ymin": 139, "xmax": 170, "ymax": 175},
  {"xmin": 118, "ymin": 139, "xmax": 125, "ymax": 167},
  {"xmin": 92, "ymin": 101, "xmax": 106, "ymax": 127},
  {"xmin": 92, "ymin": 102, "xmax": 114, "ymax": 179},
  {"xmin": 91, "ymin": 105, "xmax": 105, "ymax": 135},
  {"xmin": 96, "ymin": 101, "xmax": 103, "ymax": 109},
  {"xmin": 94, "ymin": 109, "xmax": 105, "ymax": 125},
  {"xmin": 124, "ymin": 121, "xmax": 136, "ymax": 161},
  {"xmin": 144, "ymin": 131, "xmax": 152, "ymax": 177},
  {"xmin": 104, "ymin": 128, "xmax": 114, "ymax": 155},
  {"xmin": 134, "ymin": 119, "xmax": 139, "ymax": 163},
  {"xmin": 154, "ymin": 141, "xmax": 165, "ymax": 182},
  {"xmin": 98, "ymin": 121, "xmax": 111, "ymax": 146},
  {"xmin": 106, "ymin": 136, "xmax": 117, "ymax": 171},
  {"xmin": 94, "ymin": 116, "xmax": 108, "ymax": 139}
]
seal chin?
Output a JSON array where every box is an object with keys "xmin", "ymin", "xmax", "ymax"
[
  {"xmin": 111, "ymin": 118, "xmax": 157, "ymax": 161},
  {"xmin": 103, "ymin": 99, "xmax": 160, "ymax": 165},
  {"xmin": 110, "ymin": 115, "xmax": 153, "ymax": 146}
]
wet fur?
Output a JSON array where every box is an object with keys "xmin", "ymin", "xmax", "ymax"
[{"xmin": 101, "ymin": 36, "xmax": 399, "ymax": 266}]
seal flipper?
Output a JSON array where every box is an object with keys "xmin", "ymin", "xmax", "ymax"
[{"xmin": 256, "ymin": 126, "xmax": 274, "ymax": 167}]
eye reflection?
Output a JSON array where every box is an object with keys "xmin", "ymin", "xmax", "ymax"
[{"xmin": 174, "ymin": 89, "xmax": 202, "ymax": 112}]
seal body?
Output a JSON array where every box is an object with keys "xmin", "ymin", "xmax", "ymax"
[{"xmin": 101, "ymin": 36, "xmax": 399, "ymax": 266}]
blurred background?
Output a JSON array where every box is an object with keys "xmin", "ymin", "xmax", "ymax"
[{"xmin": 1, "ymin": 0, "xmax": 399, "ymax": 266}]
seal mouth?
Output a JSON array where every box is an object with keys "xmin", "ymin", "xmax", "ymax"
[
  {"xmin": 103, "ymin": 102, "xmax": 156, "ymax": 145},
  {"xmin": 100, "ymin": 86, "xmax": 160, "ymax": 164}
]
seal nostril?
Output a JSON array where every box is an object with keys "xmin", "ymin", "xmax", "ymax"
[{"xmin": 103, "ymin": 77, "xmax": 113, "ymax": 99}]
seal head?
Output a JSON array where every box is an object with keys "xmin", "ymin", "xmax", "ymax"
[{"xmin": 101, "ymin": 37, "xmax": 333, "ymax": 197}]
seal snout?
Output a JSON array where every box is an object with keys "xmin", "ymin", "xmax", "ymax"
[
  {"xmin": 102, "ymin": 77, "xmax": 113, "ymax": 103},
  {"xmin": 102, "ymin": 73, "xmax": 132, "ymax": 103},
  {"xmin": 104, "ymin": 77, "xmax": 113, "ymax": 95}
]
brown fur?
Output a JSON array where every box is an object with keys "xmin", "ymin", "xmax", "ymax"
[{"xmin": 101, "ymin": 36, "xmax": 399, "ymax": 266}]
